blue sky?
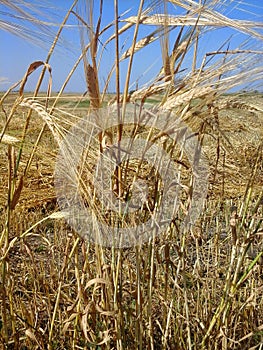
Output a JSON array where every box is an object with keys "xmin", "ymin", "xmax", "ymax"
[{"xmin": 0, "ymin": 0, "xmax": 262, "ymax": 93}]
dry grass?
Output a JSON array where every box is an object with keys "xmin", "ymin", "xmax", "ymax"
[{"xmin": 1, "ymin": 1, "xmax": 263, "ymax": 349}]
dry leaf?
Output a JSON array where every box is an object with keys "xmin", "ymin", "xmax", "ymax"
[
  {"xmin": 10, "ymin": 176, "xmax": 24, "ymax": 210},
  {"xmin": 19, "ymin": 61, "xmax": 52, "ymax": 97}
]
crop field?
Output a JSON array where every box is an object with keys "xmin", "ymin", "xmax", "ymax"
[
  {"xmin": 0, "ymin": 90, "xmax": 262, "ymax": 349},
  {"xmin": 1, "ymin": 1, "xmax": 263, "ymax": 349}
]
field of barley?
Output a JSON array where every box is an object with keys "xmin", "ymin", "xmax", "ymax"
[{"xmin": 1, "ymin": 1, "xmax": 263, "ymax": 349}]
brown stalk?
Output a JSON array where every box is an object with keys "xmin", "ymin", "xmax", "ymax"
[
  {"xmin": 122, "ymin": 0, "xmax": 145, "ymax": 109},
  {"xmin": 20, "ymin": 0, "xmax": 79, "ymax": 178},
  {"xmin": 80, "ymin": 0, "xmax": 103, "ymax": 111}
]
